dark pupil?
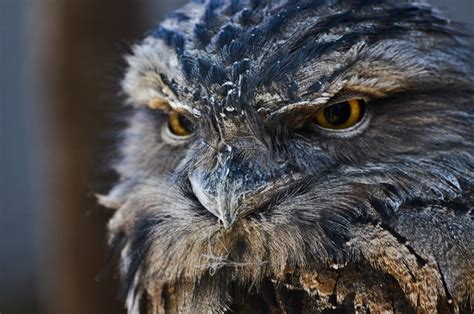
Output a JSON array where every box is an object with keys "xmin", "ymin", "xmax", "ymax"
[
  {"xmin": 178, "ymin": 115, "xmax": 193, "ymax": 132},
  {"xmin": 324, "ymin": 102, "xmax": 351, "ymax": 125}
]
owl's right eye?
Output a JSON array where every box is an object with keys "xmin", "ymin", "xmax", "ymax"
[
  {"xmin": 168, "ymin": 111, "xmax": 194, "ymax": 137},
  {"xmin": 312, "ymin": 99, "xmax": 366, "ymax": 130}
]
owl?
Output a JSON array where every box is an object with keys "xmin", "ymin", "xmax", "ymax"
[{"xmin": 98, "ymin": 0, "xmax": 474, "ymax": 312}]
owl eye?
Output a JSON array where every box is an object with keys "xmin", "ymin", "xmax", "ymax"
[
  {"xmin": 168, "ymin": 111, "xmax": 194, "ymax": 137},
  {"xmin": 312, "ymin": 99, "xmax": 366, "ymax": 129}
]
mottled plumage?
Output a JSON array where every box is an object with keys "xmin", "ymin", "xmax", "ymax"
[{"xmin": 99, "ymin": 0, "xmax": 474, "ymax": 312}]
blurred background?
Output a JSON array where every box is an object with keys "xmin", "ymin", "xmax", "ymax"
[{"xmin": 0, "ymin": 0, "xmax": 472, "ymax": 313}]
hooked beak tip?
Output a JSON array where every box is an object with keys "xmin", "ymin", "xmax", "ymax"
[{"xmin": 219, "ymin": 214, "xmax": 236, "ymax": 229}]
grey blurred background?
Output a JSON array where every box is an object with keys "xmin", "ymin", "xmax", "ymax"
[{"xmin": 0, "ymin": 0, "xmax": 472, "ymax": 313}]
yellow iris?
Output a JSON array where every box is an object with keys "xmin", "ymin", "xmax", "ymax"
[
  {"xmin": 313, "ymin": 99, "xmax": 365, "ymax": 129},
  {"xmin": 168, "ymin": 111, "xmax": 193, "ymax": 136}
]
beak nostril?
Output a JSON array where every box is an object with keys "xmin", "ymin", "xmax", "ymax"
[
  {"xmin": 217, "ymin": 141, "xmax": 227, "ymax": 153},
  {"xmin": 217, "ymin": 140, "xmax": 233, "ymax": 154}
]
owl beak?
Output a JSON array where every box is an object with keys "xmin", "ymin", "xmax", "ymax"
[
  {"xmin": 188, "ymin": 142, "xmax": 297, "ymax": 229},
  {"xmin": 189, "ymin": 171, "xmax": 298, "ymax": 229},
  {"xmin": 189, "ymin": 174, "xmax": 238, "ymax": 229}
]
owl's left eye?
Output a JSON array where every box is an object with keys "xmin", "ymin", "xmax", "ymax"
[
  {"xmin": 168, "ymin": 111, "xmax": 194, "ymax": 137},
  {"xmin": 312, "ymin": 99, "xmax": 366, "ymax": 130}
]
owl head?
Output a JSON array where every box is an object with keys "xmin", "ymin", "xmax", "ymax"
[{"xmin": 99, "ymin": 0, "xmax": 473, "ymax": 312}]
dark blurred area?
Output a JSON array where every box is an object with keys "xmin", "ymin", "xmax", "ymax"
[{"xmin": 0, "ymin": 0, "xmax": 472, "ymax": 313}]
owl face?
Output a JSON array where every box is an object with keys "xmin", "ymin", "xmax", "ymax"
[{"xmin": 101, "ymin": 0, "xmax": 473, "ymax": 312}]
